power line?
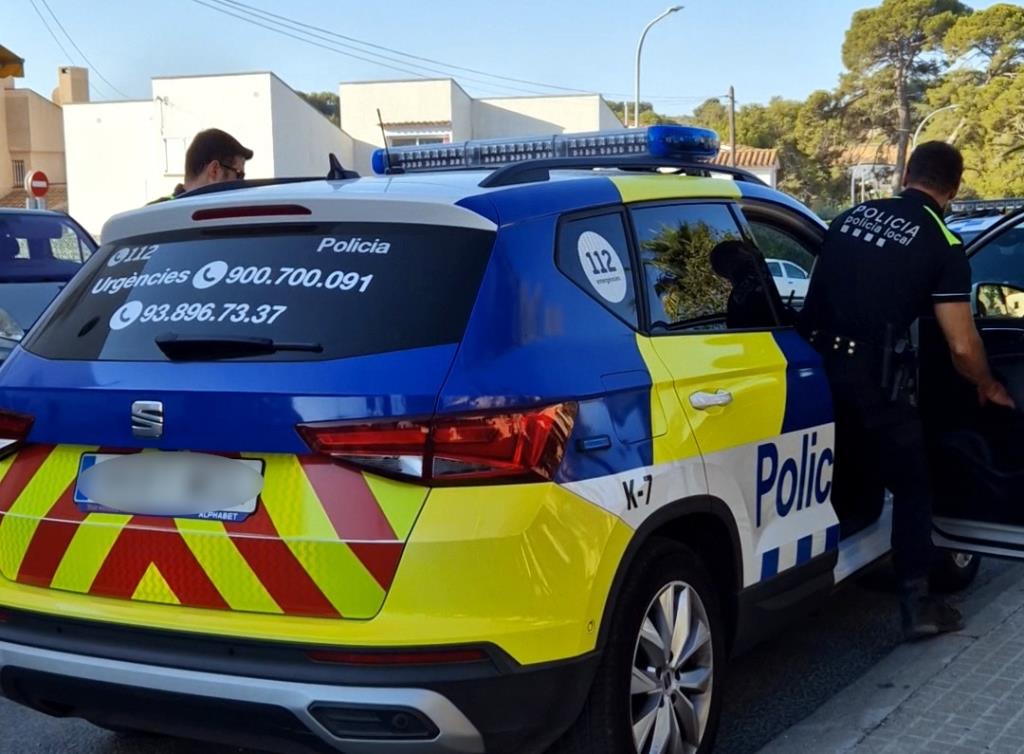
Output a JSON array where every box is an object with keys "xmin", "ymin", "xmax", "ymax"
[
  {"xmin": 25, "ymin": 0, "xmax": 76, "ymax": 72},
  {"xmin": 36, "ymin": 0, "xmax": 131, "ymax": 99},
  {"xmin": 214, "ymin": 0, "xmax": 594, "ymax": 95},
  {"xmin": 192, "ymin": 0, "xmax": 556, "ymax": 97},
  {"xmin": 199, "ymin": 0, "xmax": 706, "ymax": 102}
]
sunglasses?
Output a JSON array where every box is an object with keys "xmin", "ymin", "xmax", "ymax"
[{"xmin": 218, "ymin": 161, "xmax": 245, "ymax": 181}]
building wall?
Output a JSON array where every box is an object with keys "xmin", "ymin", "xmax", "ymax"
[
  {"xmin": 151, "ymin": 73, "xmax": 276, "ymax": 192},
  {"xmin": 339, "ymin": 81, "xmax": 621, "ymax": 174},
  {"xmin": 473, "ymin": 95, "xmax": 621, "ymax": 138},
  {"xmin": 5, "ymin": 89, "xmax": 66, "ymax": 183},
  {"xmin": 64, "ymin": 100, "xmax": 156, "ymax": 238},
  {"xmin": 450, "ymin": 84, "xmax": 473, "ymax": 143},
  {"xmin": 340, "ymin": 79, "xmax": 459, "ymax": 172},
  {"xmin": 0, "ymin": 83, "xmax": 13, "ymax": 194},
  {"xmin": 64, "ymin": 72, "xmax": 352, "ymax": 238},
  {"xmin": 268, "ymin": 75, "xmax": 352, "ymax": 177}
]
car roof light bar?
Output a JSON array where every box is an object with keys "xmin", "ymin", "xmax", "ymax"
[{"xmin": 371, "ymin": 125, "xmax": 721, "ymax": 176}]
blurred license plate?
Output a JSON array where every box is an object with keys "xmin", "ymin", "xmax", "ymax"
[{"xmin": 73, "ymin": 453, "xmax": 263, "ymax": 522}]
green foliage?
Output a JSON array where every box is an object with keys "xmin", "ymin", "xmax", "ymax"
[
  {"xmin": 943, "ymin": 3, "xmax": 1024, "ymax": 80},
  {"xmin": 298, "ymin": 90, "xmax": 340, "ymax": 127},
  {"xmin": 842, "ymin": 0, "xmax": 971, "ymax": 188},
  {"xmin": 689, "ymin": 98, "xmax": 730, "ymax": 135},
  {"xmin": 619, "ymin": 0, "xmax": 1024, "ymax": 211},
  {"xmin": 642, "ymin": 221, "xmax": 738, "ymax": 322},
  {"xmin": 607, "ymin": 100, "xmax": 658, "ymax": 125}
]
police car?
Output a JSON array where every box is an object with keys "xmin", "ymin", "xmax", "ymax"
[
  {"xmin": 947, "ymin": 198, "xmax": 1024, "ymax": 243},
  {"xmin": 0, "ymin": 125, "xmax": 1019, "ymax": 754}
]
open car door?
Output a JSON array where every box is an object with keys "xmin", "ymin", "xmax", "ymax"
[{"xmin": 919, "ymin": 209, "xmax": 1024, "ymax": 555}]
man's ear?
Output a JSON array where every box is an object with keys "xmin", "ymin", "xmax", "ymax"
[
  {"xmin": 206, "ymin": 160, "xmax": 221, "ymax": 181},
  {"xmin": 901, "ymin": 169, "xmax": 910, "ymax": 189}
]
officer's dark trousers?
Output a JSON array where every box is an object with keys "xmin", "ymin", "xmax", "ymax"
[{"xmin": 827, "ymin": 370, "xmax": 935, "ymax": 584}]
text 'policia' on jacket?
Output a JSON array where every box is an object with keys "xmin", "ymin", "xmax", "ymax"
[{"xmin": 0, "ymin": 126, "xmax": 877, "ymax": 754}]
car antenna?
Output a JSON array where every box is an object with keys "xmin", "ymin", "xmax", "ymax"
[
  {"xmin": 326, "ymin": 153, "xmax": 358, "ymax": 180},
  {"xmin": 376, "ymin": 108, "xmax": 403, "ymax": 174}
]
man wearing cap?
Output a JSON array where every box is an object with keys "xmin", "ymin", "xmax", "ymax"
[
  {"xmin": 150, "ymin": 128, "xmax": 253, "ymax": 203},
  {"xmin": 801, "ymin": 141, "xmax": 1014, "ymax": 640}
]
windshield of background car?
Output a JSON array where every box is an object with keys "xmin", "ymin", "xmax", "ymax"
[
  {"xmin": 0, "ymin": 213, "xmax": 93, "ymax": 282},
  {"xmin": 23, "ymin": 222, "xmax": 495, "ymax": 362}
]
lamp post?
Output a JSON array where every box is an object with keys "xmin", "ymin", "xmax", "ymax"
[
  {"xmin": 634, "ymin": 6, "xmax": 683, "ymax": 128},
  {"xmin": 912, "ymin": 104, "xmax": 959, "ymax": 149}
]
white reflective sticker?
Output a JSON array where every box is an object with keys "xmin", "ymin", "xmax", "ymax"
[{"xmin": 577, "ymin": 231, "xmax": 627, "ymax": 304}]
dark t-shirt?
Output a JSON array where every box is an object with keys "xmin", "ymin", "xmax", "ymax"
[{"xmin": 802, "ymin": 189, "xmax": 971, "ymax": 342}]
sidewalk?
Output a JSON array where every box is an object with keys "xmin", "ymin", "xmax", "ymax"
[{"xmin": 757, "ymin": 561, "xmax": 1024, "ymax": 754}]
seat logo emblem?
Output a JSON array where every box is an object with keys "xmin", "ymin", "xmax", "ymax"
[{"xmin": 131, "ymin": 401, "xmax": 164, "ymax": 439}]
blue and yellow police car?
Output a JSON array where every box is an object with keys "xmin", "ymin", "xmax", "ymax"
[{"xmin": 0, "ymin": 125, "xmax": 1014, "ymax": 754}]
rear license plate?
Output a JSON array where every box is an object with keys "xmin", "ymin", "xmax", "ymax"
[{"xmin": 73, "ymin": 453, "xmax": 264, "ymax": 523}]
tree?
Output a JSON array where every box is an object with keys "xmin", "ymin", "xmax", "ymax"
[
  {"xmin": 934, "ymin": 5, "xmax": 1024, "ymax": 197},
  {"xmin": 842, "ymin": 0, "xmax": 970, "ymax": 190},
  {"xmin": 643, "ymin": 221, "xmax": 737, "ymax": 321},
  {"xmin": 689, "ymin": 98, "xmax": 730, "ymax": 136},
  {"xmin": 298, "ymin": 90, "xmax": 340, "ymax": 127},
  {"xmin": 606, "ymin": 100, "xmax": 667, "ymax": 126},
  {"xmin": 944, "ymin": 3, "xmax": 1024, "ymax": 81}
]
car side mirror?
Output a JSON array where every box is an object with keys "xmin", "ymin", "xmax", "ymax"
[{"xmin": 973, "ymin": 282, "xmax": 1024, "ymax": 319}]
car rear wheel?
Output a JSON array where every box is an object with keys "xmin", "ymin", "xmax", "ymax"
[
  {"xmin": 929, "ymin": 550, "xmax": 981, "ymax": 593},
  {"xmin": 549, "ymin": 539, "xmax": 725, "ymax": 754}
]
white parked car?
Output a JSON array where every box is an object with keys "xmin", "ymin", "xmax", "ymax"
[{"xmin": 766, "ymin": 257, "xmax": 810, "ymax": 300}]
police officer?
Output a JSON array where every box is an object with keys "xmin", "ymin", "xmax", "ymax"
[
  {"xmin": 150, "ymin": 128, "xmax": 253, "ymax": 203},
  {"xmin": 801, "ymin": 141, "xmax": 1015, "ymax": 640}
]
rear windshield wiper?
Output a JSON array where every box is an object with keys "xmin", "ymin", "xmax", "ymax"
[{"xmin": 155, "ymin": 333, "xmax": 323, "ymax": 361}]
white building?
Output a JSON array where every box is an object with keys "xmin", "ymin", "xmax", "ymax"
[
  {"xmin": 63, "ymin": 72, "xmax": 352, "ymax": 237},
  {"xmin": 339, "ymin": 78, "xmax": 622, "ymax": 174}
]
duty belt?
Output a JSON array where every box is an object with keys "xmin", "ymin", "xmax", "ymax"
[{"xmin": 807, "ymin": 329, "xmax": 873, "ymax": 357}]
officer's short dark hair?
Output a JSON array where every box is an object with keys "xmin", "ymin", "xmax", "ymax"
[
  {"xmin": 905, "ymin": 141, "xmax": 964, "ymax": 195},
  {"xmin": 184, "ymin": 129, "xmax": 254, "ymax": 179}
]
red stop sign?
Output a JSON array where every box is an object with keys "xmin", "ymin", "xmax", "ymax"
[{"xmin": 24, "ymin": 170, "xmax": 49, "ymax": 198}]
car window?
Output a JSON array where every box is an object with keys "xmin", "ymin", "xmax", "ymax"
[
  {"xmin": 970, "ymin": 217, "xmax": 1024, "ymax": 289},
  {"xmin": 24, "ymin": 222, "xmax": 495, "ymax": 362},
  {"xmin": 747, "ymin": 220, "xmax": 816, "ymax": 278},
  {"xmin": 767, "ymin": 261, "xmax": 783, "ymax": 276},
  {"xmin": 0, "ymin": 213, "xmax": 93, "ymax": 282},
  {"xmin": 782, "ymin": 261, "xmax": 808, "ymax": 280},
  {"xmin": 557, "ymin": 211, "xmax": 637, "ymax": 327},
  {"xmin": 632, "ymin": 203, "xmax": 777, "ymax": 331}
]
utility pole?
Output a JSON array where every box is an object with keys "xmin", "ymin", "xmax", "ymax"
[{"xmin": 728, "ymin": 86, "xmax": 737, "ymax": 167}]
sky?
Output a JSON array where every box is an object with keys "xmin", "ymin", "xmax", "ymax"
[{"xmin": 6, "ymin": 0, "xmax": 1006, "ymax": 116}]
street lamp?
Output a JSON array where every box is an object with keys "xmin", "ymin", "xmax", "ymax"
[
  {"xmin": 912, "ymin": 104, "xmax": 960, "ymax": 149},
  {"xmin": 634, "ymin": 6, "xmax": 683, "ymax": 128}
]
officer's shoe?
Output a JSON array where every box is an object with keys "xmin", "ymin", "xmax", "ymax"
[{"xmin": 900, "ymin": 580, "xmax": 965, "ymax": 640}]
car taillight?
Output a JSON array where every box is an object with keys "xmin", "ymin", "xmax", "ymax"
[
  {"xmin": 297, "ymin": 403, "xmax": 576, "ymax": 485},
  {"xmin": 0, "ymin": 409, "xmax": 32, "ymax": 455}
]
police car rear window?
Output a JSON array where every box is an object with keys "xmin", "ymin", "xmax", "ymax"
[{"xmin": 23, "ymin": 222, "xmax": 494, "ymax": 362}]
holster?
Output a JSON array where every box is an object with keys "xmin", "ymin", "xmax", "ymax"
[{"xmin": 809, "ymin": 325, "xmax": 917, "ymax": 408}]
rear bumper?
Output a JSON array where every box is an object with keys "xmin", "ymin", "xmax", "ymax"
[
  {"xmin": 0, "ymin": 610, "xmax": 598, "ymax": 754},
  {"xmin": 0, "ymin": 639, "xmax": 480, "ymax": 753}
]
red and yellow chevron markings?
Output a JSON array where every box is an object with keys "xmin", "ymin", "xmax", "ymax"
[{"xmin": 0, "ymin": 447, "xmax": 426, "ymax": 618}]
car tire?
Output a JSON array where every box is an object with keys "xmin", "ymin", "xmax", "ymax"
[
  {"xmin": 929, "ymin": 550, "xmax": 981, "ymax": 594},
  {"xmin": 548, "ymin": 538, "xmax": 726, "ymax": 754}
]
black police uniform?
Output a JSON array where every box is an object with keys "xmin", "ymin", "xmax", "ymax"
[{"xmin": 801, "ymin": 188, "xmax": 970, "ymax": 585}]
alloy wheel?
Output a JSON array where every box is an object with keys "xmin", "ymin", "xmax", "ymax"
[{"xmin": 630, "ymin": 580, "xmax": 714, "ymax": 754}]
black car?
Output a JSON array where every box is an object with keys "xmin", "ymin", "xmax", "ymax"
[{"xmin": 0, "ymin": 208, "xmax": 96, "ymax": 361}]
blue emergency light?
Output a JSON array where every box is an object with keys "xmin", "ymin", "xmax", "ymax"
[{"xmin": 370, "ymin": 125, "xmax": 721, "ymax": 175}]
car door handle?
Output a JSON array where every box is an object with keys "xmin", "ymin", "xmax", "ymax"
[{"xmin": 689, "ymin": 390, "xmax": 734, "ymax": 410}]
